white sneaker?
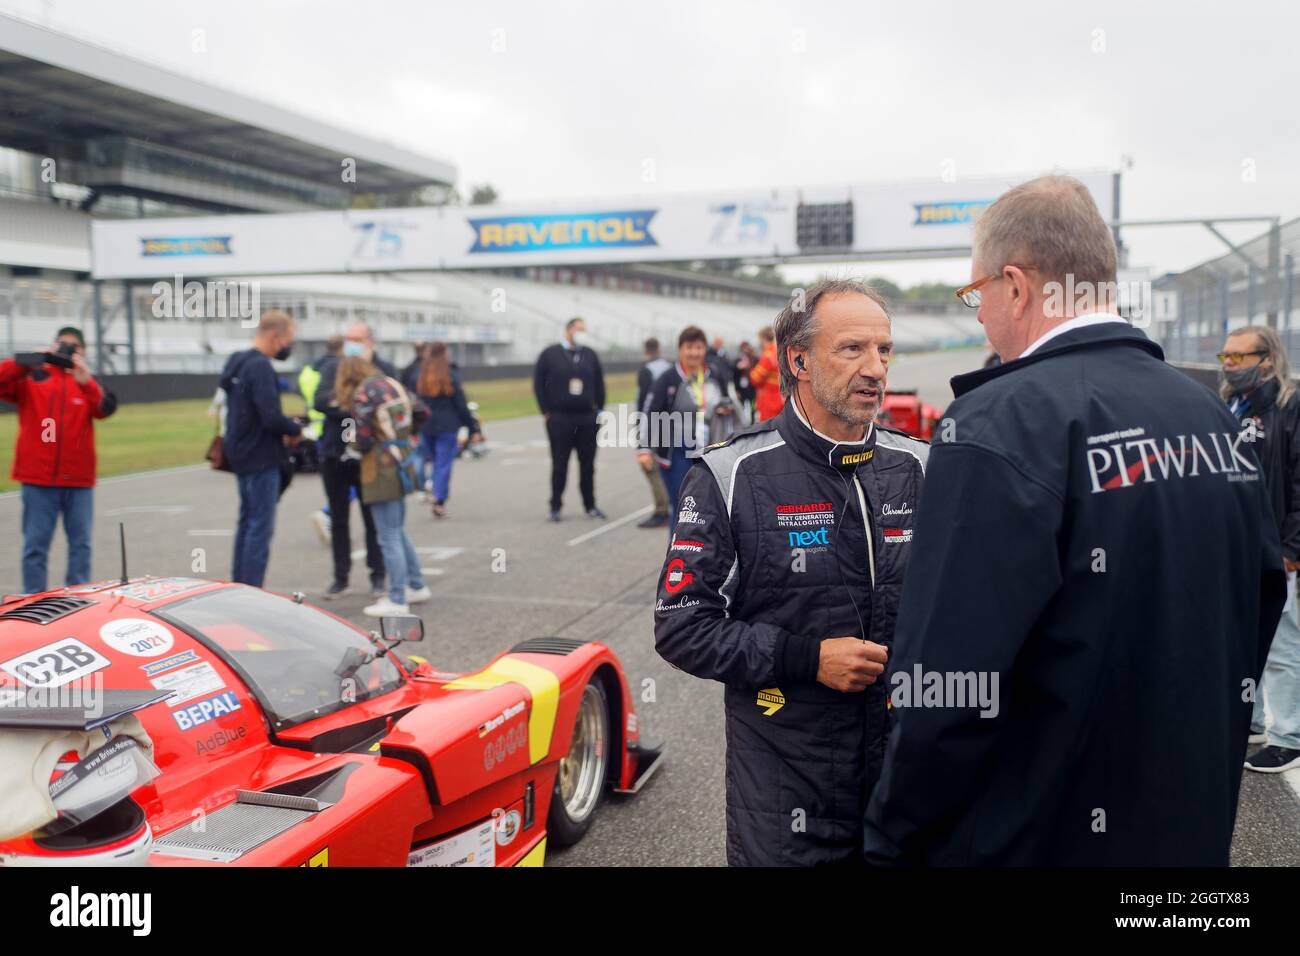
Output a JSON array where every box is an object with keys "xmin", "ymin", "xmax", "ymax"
[
  {"xmin": 363, "ymin": 598, "xmax": 410, "ymax": 618},
  {"xmin": 311, "ymin": 509, "xmax": 331, "ymax": 545},
  {"xmin": 407, "ymin": 586, "xmax": 433, "ymax": 604}
]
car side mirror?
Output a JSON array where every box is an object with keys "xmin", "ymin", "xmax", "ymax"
[{"xmin": 381, "ymin": 615, "xmax": 424, "ymax": 643}]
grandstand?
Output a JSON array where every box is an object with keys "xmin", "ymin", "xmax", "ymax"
[{"xmin": 0, "ymin": 12, "xmax": 984, "ymax": 379}]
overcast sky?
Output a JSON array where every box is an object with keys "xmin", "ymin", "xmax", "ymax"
[{"xmin": 3, "ymin": 0, "xmax": 1296, "ymax": 285}]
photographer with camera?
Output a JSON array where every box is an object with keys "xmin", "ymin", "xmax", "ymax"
[{"xmin": 0, "ymin": 327, "xmax": 117, "ymax": 594}]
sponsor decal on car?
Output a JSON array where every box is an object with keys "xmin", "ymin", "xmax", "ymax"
[
  {"xmin": 99, "ymin": 618, "xmax": 174, "ymax": 658},
  {"xmin": 495, "ymin": 810, "xmax": 522, "ymax": 847},
  {"xmin": 664, "ymin": 558, "xmax": 694, "ymax": 594},
  {"xmin": 139, "ymin": 650, "xmax": 200, "ymax": 677},
  {"xmin": 408, "ymin": 820, "xmax": 495, "ymax": 867},
  {"xmin": 195, "ymin": 724, "xmax": 248, "ymax": 755},
  {"xmin": 107, "ymin": 578, "xmax": 209, "ymax": 602},
  {"xmin": 149, "ymin": 661, "xmax": 225, "ymax": 706},
  {"xmin": 478, "ymin": 700, "xmax": 527, "ymax": 738},
  {"xmin": 300, "ymin": 847, "xmax": 329, "ymax": 867},
  {"xmin": 1, "ymin": 638, "xmax": 110, "ymax": 688},
  {"xmin": 171, "ymin": 690, "xmax": 241, "ymax": 731}
]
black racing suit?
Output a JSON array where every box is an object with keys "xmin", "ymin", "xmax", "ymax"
[{"xmin": 653, "ymin": 402, "xmax": 928, "ymax": 865}]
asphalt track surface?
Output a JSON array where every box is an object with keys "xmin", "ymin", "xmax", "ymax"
[{"xmin": 1, "ymin": 348, "xmax": 1296, "ymax": 866}]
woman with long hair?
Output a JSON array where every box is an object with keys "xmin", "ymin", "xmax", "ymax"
[
  {"xmin": 416, "ymin": 342, "xmax": 482, "ymax": 518},
  {"xmin": 336, "ymin": 355, "xmax": 432, "ymax": 616}
]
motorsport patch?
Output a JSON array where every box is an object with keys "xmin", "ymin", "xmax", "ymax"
[
  {"xmin": 882, "ymin": 527, "xmax": 913, "ymax": 544},
  {"xmin": 756, "ymin": 687, "xmax": 785, "ymax": 716}
]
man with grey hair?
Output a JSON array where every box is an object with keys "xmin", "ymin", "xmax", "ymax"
[
  {"xmin": 653, "ymin": 277, "xmax": 928, "ymax": 865},
  {"xmin": 863, "ymin": 175, "xmax": 1285, "ymax": 865}
]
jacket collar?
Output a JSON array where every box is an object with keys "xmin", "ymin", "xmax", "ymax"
[
  {"xmin": 951, "ymin": 321, "xmax": 1163, "ymax": 399},
  {"xmin": 778, "ymin": 397, "xmax": 876, "ymax": 473},
  {"xmin": 1239, "ymin": 375, "xmax": 1280, "ymax": 413}
]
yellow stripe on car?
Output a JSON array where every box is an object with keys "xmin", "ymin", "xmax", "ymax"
[
  {"xmin": 514, "ymin": 838, "xmax": 547, "ymax": 867},
  {"xmin": 444, "ymin": 657, "xmax": 560, "ymax": 765}
]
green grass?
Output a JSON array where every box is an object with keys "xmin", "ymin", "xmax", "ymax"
[{"xmin": 0, "ymin": 373, "xmax": 636, "ymax": 492}]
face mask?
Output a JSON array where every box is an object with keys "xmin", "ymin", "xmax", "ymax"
[
  {"xmin": 571, "ymin": 331, "xmax": 590, "ymax": 349},
  {"xmin": 342, "ymin": 341, "xmax": 367, "ymax": 358},
  {"xmin": 274, "ymin": 343, "xmax": 293, "ymax": 362},
  {"xmin": 1223, "ymin": 364, "xmax": 1266, "ymax": 394}
]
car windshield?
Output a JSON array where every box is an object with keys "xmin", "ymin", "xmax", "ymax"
[{"xmin": 154, "ymin": 586, "xmax": 404, "ymax": 729}]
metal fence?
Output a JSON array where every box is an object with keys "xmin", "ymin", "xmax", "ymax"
[{"xmin": 1154, "ymin": 217, "xmax": 1300, "ymax": 366}]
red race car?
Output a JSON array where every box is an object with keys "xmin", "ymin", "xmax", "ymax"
[
  {"xmin": 876, "ymin": 389, "xmax": 942, "ymax": 441},
  {"xmin": 0, "ymin": 577, "xmax": 662, "ymax": 867}
]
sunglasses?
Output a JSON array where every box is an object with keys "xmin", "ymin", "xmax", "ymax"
[{"xmin": 1217, "ymin": 350, "xmax": 1268, "ymax": 364}]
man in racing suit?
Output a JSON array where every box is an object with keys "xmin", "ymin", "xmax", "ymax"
[{"xmin": 653, "ymin": 279, "xmax": 927, "ymax": 865}]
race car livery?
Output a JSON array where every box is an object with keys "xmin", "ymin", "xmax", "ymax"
[{"xmin": 0, "ymin": 578, "xmax": 661, "ymax": 866}]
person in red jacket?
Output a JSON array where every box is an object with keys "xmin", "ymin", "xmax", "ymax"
[
  {"xmin": 748, "ymin": 325, "xmax": 785, "ymax": 421},
  {"xmin": 0, "ymin": 327, "xmax": 115, "ymax": 594}
]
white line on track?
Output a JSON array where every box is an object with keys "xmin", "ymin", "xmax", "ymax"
[{"xmin": 566, "ymin": 506, "xmax": 653, "ymax": 547}]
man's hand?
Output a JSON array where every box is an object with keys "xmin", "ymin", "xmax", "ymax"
[
  {"xmin": 1285, "ymin": 557, "xmax": 1299, "ymax": 573},
  {"xmin": 816, "ymin": 637, "xmax": 888, "ymax": 692},
  {"xmin": 636, "ymin": 450, "xmax": 653, "ymax": 472},
  {"xmin": 69, "ymin": 352, "xmax": 91, "ymax": 385}
]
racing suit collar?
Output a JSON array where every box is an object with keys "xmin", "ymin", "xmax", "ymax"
[{"xmin": 780, "ymin": 397, "xmax": 876, "ymax": 473}]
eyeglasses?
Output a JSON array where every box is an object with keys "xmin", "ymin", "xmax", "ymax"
[
  {"xmin": 955, "ymin": 274, "xmax": 1001, "ymax": 308},
  {"xmin": 1217, "ymin": 350, "xmax": 1268, "ymax": 364}
]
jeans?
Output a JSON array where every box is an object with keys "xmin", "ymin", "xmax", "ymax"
[
  {"xmin": 662, "ymin": 447, "xmax": 694, "ymax": 536},
  {"xmin": 425, "ymin": 430, "xmax": 460, "ymax": 502},
  {"xmin": 232, "ymin": 467, "xmax": 280, "ymax": 587},
  {"xmin": 21, "ymin": 484, "xmax": 93, "ymax": 594},
  {"xmin": 320, "ymin": 457, "xmax": 384, "ymax": 586},
  {"xmin": 1252, "ymin": 575, "xmax": 1300, "ymax": 749},
  {"xmin": 643, "ymin": 457, "xmax": 669, "ymax": 517},
  {"xmin": 369, "ymin": 497, "xmax": 425, "ymax": 604}
]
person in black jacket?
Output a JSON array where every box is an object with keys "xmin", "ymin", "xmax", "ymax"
[
  {"xmin": 1221, "ymin": 324, "xmax": 1300, "ymax": 773},
  {"xmin": 312, "ymin": 321, "xmax": 400, "ymax": 599},
  {"xmin": 653, "ymin": 279, "xmax": 927, "ymax": 866},
  {"xmin": 635, "ymin": 338, "xmax": 673, "ymax": 529},
  {"xmin": 863, "ymin": 175, "xmax": 1285, "ymax": 866},
  {"xmin": 534, "ymin": 317, "xmax": 606, "ymax": 521},
  {"xmin": 415, "ymin": 341, "xmax": 482, "ymax": 518},
  {"xmin": 218, "ymin": 310, "xmax": 303, "ymax": 587}
]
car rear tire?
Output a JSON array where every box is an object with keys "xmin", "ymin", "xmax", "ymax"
[{"xmin": 547, "ymin": 679, "xmax": 610, "ymax": 847}]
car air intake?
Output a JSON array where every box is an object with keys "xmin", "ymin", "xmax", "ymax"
[
  {"xmin": 152, "ymin": 800, "xmax": 318, "ymax": 863},
  {"xmin": 510, "ymin": 636, "xmax": 587, "ymax": 656},
  {"xmin": 0, "ymin": 596, "xmax": 95, "ymax": 625}
]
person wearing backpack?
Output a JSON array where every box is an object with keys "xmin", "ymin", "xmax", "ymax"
[{"xmin": 334, "ymin": 355, "xmax": 432, "ymax": 617}]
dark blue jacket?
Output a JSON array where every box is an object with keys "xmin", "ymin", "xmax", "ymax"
[
  {"xmin": 862, "ymin": 322, "xmax": 1285, "ymax": 866},
  {"xmin": 312, "ymin": 354, "xmax": 400, "ymax": 461},
  {"xmin": 219, "ymin": 349, "xmax": 301, "ymax": 475},
  {"xmin": 418, "ymin": 370, "xmax": 480, "ymax": 437}
]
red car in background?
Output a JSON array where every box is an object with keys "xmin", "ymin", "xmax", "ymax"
[
  {"xmin": 0, "ymin": 577, "xmax": 661, "ymax": 867},
  {"xmin": 877, "ymin": 389, "xmax": 942, "ymax": 441}
]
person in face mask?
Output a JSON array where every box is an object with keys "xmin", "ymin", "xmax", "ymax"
[
  {"xmin": 533, "ymin": 316, "xmax": 607, "ymax": 521},
  {"xmin": 218, "ymin": 310, "xmax": 303, "ymax": 587},
  {"xmin": 311, "ymin": 321, "xmax": 402, "ymax": 600},
  {"xmin": 1221, "ymin": 326, "xmax": 1300, "ymax": 774}
]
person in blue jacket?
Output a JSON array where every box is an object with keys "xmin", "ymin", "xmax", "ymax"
[
  {"xmin": 863, "ymin": 176, "xmax": 1286, "ymax": 866},
  {"xmin": 218, "ymin": 310, "xmax": 302, "ymax": 587},
  {"xmin": 415, "ymin": 341, "xmax": 482, "ymax": 518}
]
